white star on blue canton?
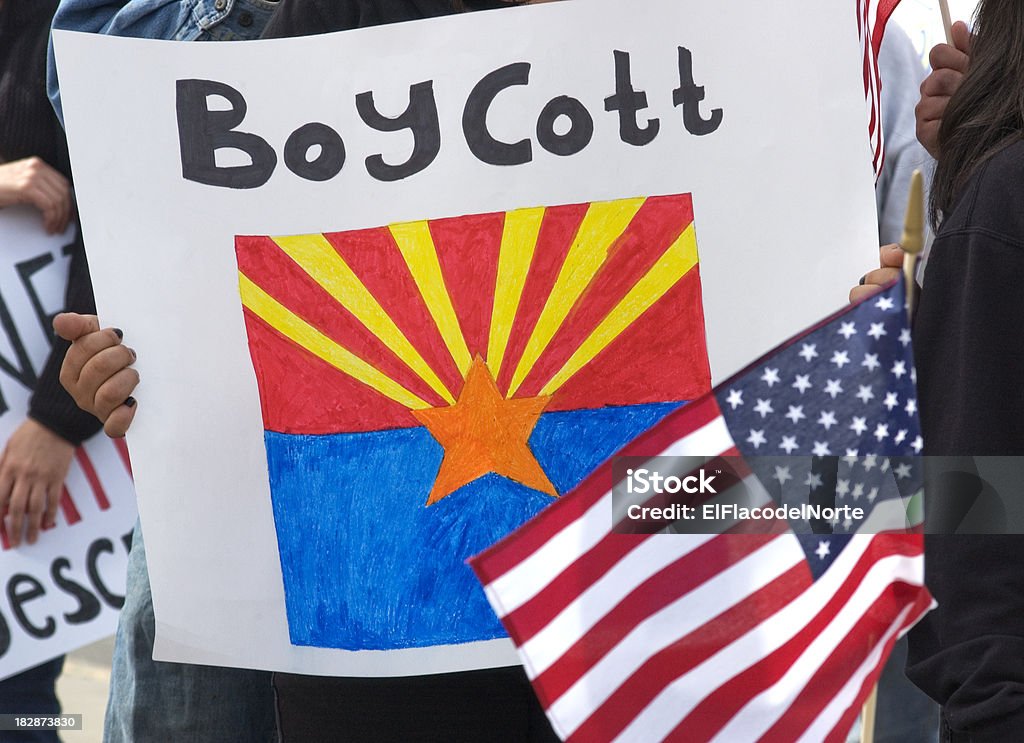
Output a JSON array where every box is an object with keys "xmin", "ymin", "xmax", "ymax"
[
  {"xmin": 747, "ymin": 429, "xmax": 767, "ymax": 448},
  {"xmin": 905, "ymin": 399, "xmax": 917, "ymax": 415},
  {"xmin": 875, "ymin": 296, "xmax": 896, "ymax": 311},
  {"xmin": 761, "ymin": 367, "xmax": 781, "ymax": 387},
  {"xmin": 845, "ymin": 448, "xmax": 860, "ymax": 458},
  {"xmin": 824, "ymin": 379, "xmax": 844, "ymax": 398},
  {"xmin": 836, "ymin": 479, "xmax": 850, "ymax": 496},
  {"xmin": 852, "ymin": 483, "xmax": 864, "ymax": 500},
  {"xmin": 838, "ymin": 322, "xmax": 857, "ymax": 340},
  {"xmin": 815, "ymin": 541, "xmax": 831, "ymax": 560},
  {"xmin": 867, "ymin": 322, "xmax": 887, "ymax": 340},
  {"xmin": 856, "ymin": 385, "xmax": 875, "ymax": 403},
  {"xmin": 850, "ymin": 417, "xmax": 868, "ymax": 435},
  {"xmin": 805, "ymin": 472, "xmax": 824, "ymax": 490},
  {"xmin": 754, "ymin": 398, "xmax": 774, "ymax": 418},
  {"xmin": 799, "ymin": 344, "xmax": 819, "ymax": 362},
  {"xmin": 868, "ymin": 487, "xmax": 879, "ymax": 502},
  {"xmin": 895, "ymin": 463, "xmax": 914, "ymax": 479},
  {"xmin": 899, "ymin": 328, "xmax": 912, "ymax": 347},
  {"xmin": 812, "ymin": 441, "xmax": 832, "ymax": 457},
  {"xmin": 912, "ymin": 436, "xmax": 924, "ymax": 454},
  {"xmin": 883, "ymin": 392, "xmax": 899, "ymax": 411},
  {"xmin": 818, "ymin": 410, "xmax": 838, "ymax": 430},
  {"xmin": 774, "ymin": 466, "xmax": 792, "ymax": 485},
  {"xmin": 861, "ymin": 353, "xmax": 880, "ymax": 371},
  {"xmin": 874, "ymin": 423, "xmax": 890, "ymax": 441},
  {"xmin": 892, "ymin": 360, "xmax": 908, "ymax": 379},
  {"xmin": 785, "ymin": 405, "xmax": 806, "ymax": 424},
  {"xmin": 895, "ymin": 429, "xmax": 908, "ymax": 445},
  {"xmin": 779, "ymin": 435, "xmax": 799, "ymax": 454},
  {"xmin": 792, "ymin": 374, "xmax": 812, "ymax": 394},
  {"xmin": 725, "ymin": 389, "xmax": 744, "ymax": 409},
  {"xmin": 831, "ymin": 350, "xmax": 851, "ymax": 368},
  {"xmin": 862, "ymin": 454, "xmax": 878, "ymax": 471}
]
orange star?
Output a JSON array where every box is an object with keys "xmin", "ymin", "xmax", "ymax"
[{"xmin": 412, "ymin": 357, "xmax": 558, "ymax": 506}]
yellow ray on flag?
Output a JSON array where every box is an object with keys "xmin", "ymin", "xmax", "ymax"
[
  {"xmin": 389, "ymin": 221, "xmax": 473, "ymax": 376},
  {"xmin": 238, "ymin": 273, "xmax": 431, "ymax": 410},
  {"xmin": 538, "ymin": 224, "xmax": 699, "ymax": 396},
  {"xmin": 486, "ymin": 207, "xmax": 545, "ymax": 379},
  {"xmin": 507, "ymin": 197, "xmax": 646, "ymax": 396},
  {"xmin": 272, "ymin": 234, "xmax": 455, "ymax": 405}
]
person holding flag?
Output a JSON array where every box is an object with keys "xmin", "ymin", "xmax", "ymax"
[{"xmin": 857, "ymin": 3, "xmax": 1024, "ymax": 740}]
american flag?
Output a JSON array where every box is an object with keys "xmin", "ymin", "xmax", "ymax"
[
  {"xmin": 861, "ymin": 0, "xmax": 904, "ymax": 176},
  {"xmin": 470, "ymin": 279, "xmax": 933, "ymax": 742}
]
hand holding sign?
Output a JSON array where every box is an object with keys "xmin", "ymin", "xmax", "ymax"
[
  {"xmin": 0, "ymin": 419, "xmax": 74, "ymax": 547},
  {"xmin": 0, "ymin": 158, "xmax": 72, "ymax": 236},
  {"xmin": 54, "ymin": 313, "xmax": 138, "ymax": 439}
]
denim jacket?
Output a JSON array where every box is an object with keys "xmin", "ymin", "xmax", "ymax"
[{"xmin": 48, "ymin": 0, "xmax": 278, "ymax": 123}]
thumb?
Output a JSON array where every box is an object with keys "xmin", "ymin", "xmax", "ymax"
[{"xmin": 53, "ymin": 312, "xmax": 101, "ymax": 342}]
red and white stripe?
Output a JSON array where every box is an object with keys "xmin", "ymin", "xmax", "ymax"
[
  {"xmin": 472, "ymin": 395, "xmax": 931, "ymax": 742},
  {"xmin": 859, "ymin": 0, "xmax": 903, "ymax": 178}
]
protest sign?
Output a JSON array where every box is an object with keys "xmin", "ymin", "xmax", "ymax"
[
  {"xmin": 0, "ymin": 207, "xmax": 136, "ymax": 681},
  {"xmin": 55, "ymin": 0, "xmax": 881, "ymax": 675}
]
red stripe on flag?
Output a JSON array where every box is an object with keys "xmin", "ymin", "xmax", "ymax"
[
  {"xmin": 495, "ymin": 203, "xmax": 590, "ymax": 394},
  {"xmin": 533, "ymin": 532, "xmax": 782, "ymax": 710},
  {"xmin": 823, "ymin": 592, "xmax": 933, "ymax": 743},
  {"xmin": 664, "ymin": 536, "xmax": 922, "ymax": 741},
  {"xmin": 760, "ymin": 580, "xmax": 932, "ymax": 742},
  {"xmin": 75, "ymin": 449, "xmax": 110, "ymax": 510},
  {"xmin": 470, "ymin": 396, "xmax": 726, "ymax": 583},
  {"xmin": 566, "ymin": 559, "xmax": 810, "ymax": 743},
  {"xmin": 500, "ymin": 532, "xmax": 653, "ymax": 645}
]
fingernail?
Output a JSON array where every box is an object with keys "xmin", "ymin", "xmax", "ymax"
[
  {"xmin": 124, "ymin": 396, "xmax": 137, "ymax": 408},
  {"xmin": 113, "ymin": 328, "xmax": 124, "ymax": 340},
  {"xmin": 859, "ymin": 274, "xmax": 867, "ymax": 286},
  {"xmin": 127, "ymin": 347, "xmax": 137, "ymax": 361}
]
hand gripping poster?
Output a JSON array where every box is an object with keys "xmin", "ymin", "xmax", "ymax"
[{"xmin": 54, "ymin": 0, "xmax": 881, "ymax": 675}]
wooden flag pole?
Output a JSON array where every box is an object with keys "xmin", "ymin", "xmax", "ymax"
[
  {"xmin": 939, "ymin": 0, "xmax": 955, "ymax": 44},
  {"xmin": 859, "ymin": 172, "xmax": 925, "ymax": 743},
  {"xmin": 861, "ymin": 685, "xmax": 880, "ymax": 743},
  {"xmin": 901, "ymin": 170, "xmax": 926, "ymax": 321}
]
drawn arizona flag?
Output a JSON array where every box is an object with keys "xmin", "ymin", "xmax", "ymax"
[{"xmin": 233, "ymin": 194, "xmax": 711, "ymax": 652}]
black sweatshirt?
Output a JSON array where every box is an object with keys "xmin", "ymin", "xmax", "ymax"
[
  {"xmin": 0, "ymin": 0, "xmax": 102, "ymax": 444},
  {"xmin": 908, "ymin": 139, "xmax": 1024, "ymax": 739}
]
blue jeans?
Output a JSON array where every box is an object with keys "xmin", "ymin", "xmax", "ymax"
[
  {"xmin": 0, "ymin": 656, "xmax": 64, "ymax": 743},
  {"xmin": 103, "ymin": 521, "xmax": 276, "ymax": 742}
]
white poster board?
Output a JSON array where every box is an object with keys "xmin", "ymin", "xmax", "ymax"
[
  {"xmin": 55, "ymin": 0, "xmax": 881, "ymax": 676},
  {"xmin": 0, "ymin": 208, "xmax": 136, "ymax": 681}
]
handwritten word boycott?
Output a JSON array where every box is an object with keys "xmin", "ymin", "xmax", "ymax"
[{"xmin": 175, "ymin": 47, "xmax": 723, "ymax": 189}]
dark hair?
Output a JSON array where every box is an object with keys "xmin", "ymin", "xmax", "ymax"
[{"xmin": 931, "ymin": 0, "xmax": 1024, "ymax": 225}]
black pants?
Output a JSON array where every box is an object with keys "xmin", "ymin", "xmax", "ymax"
[{"xmin": 274, "ymin": 666, "xmax": 560, "ymax": 742}]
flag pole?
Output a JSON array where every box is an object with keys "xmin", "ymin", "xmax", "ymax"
[
  {"xmin": 900, "ymin": 170, "xmax": 926, "ymax": 321},
  {"xmin": 939, "ymin": 0, "xmax": 955, "ymax": 44},
  {"xmin": 861, "ymin": 684, "xmax": 879, "ymax": 743},
  {"xmin": 860, "ymin": 172, "xmax": 925, "ymax": 743}
]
